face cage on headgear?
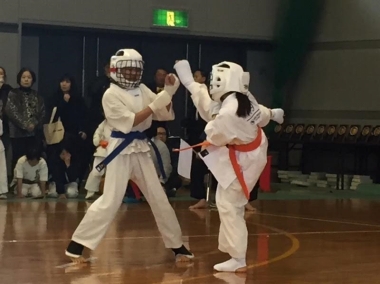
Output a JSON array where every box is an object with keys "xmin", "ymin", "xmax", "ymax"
[
  {"xmin": 209, "ymin": 72, "xmax": 213, "ymax": 93},
  {"xmin": 209, "ymin": 71, "xmax": 224, "ymax": 101},
  {"xmin": 208, "ymin": 72, "xmax": 216, "ymax": 99},
  {"xmin": 114, "ymin": 59, "xmax": 144, "ymax": 89}
]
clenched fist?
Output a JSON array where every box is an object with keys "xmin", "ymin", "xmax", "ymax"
[{"xmin": 165, "ymin": 74, "xmax": 176, "ymax": 86}]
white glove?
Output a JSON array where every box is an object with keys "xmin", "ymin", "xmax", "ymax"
[
  {"xmin": 173, "ymin": 60, "xmax": 195, "ymax": 88},
  {"xmin": 148, "ymin": 91, "xmax": 172, "ymax": 113},
  {"xmin": 271, "ymin": 108, "xmax": 284, "ymax": 124},
  {"xmin": 164, "ymin": 74, "xmax": 180, "ymax": 96}
]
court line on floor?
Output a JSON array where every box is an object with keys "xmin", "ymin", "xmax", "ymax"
[
  {"xmin": 255, "ymin": 212, "xmax": 380, "ymax": 228},
  {"xmin": 55, "ymin": 257, "xmax": 97, "ymax": 268},
  {"xmin": 57, "ymin": 229, "xmax": 380, "ymax": 278},
  {"xmin": 154, "ymin": 222, "xmax": 300, "ymax": 284},
  {"xmin": 3, "ymin": 229, "xmax": 380, "ymax": 244},
  {"xmin": 273, "ymin": 229, "xmax": 380, "ymax": 235}
]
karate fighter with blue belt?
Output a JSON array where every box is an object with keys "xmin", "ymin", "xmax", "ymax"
[{"xmin": 65, "ymin": 49, "xmax": 193, "ymax": 263}]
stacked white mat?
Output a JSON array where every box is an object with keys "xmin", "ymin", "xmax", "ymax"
[
  {"xmin": 321, "ymin": 174, "xmax": 352, "ymax": 189},
  {"xmin": 350, "ymin": 175, "xmax": 373, "ymax": 190},
  {"xmin": 277, "ymin": 171, "xmax": 307, "ymax": 184},
  {"xmin": 277, "ymin": 171, "xmax": 356, "ymax": 189},
  {"xmin": 308, "ymin": 172, "xmax": 326, "ymax": 187}
]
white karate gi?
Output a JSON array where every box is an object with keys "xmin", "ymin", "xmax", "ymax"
[
  {"xmin": 14, "ymin": 156, "xmax": 48, "ymax": 197},
  {"xmin": 71, "ymin": 83, "xmax": 184, "ymax": 250},
  {"xmin": 84, "ymin": 120, "xmax": 112, "ymax": 193},
  {"xmin": 0, "ymin": 118, "xmax": 8, "ymax": 195},
  {"xmin": 189, "ymin": 85, "xmax": 271, "ymax": 259}
]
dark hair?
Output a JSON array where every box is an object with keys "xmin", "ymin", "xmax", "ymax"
[
  {"xmin": 155, "ymin": 68, "xmax": 168, "ymax": 74},
  {"xmin": 157, "ymin": 125, "xmax": 169, "ymax": 136},
  {"xmin": 57, "ymin": 73, "xmax": 79, "ymax": 98},
  {"xmin": 145, "ymin": 123, "xmax": 169, "ymax": 139},
  {"xmin": 0, "ymin": 66, "xmax": 7, "ymax": 80},
  {"xmin": 26, "ymin": 146, "xmax": 41, "ymax": 161},
  {"xmin": 221, "ymin": 91, "xmax": 252, "ymax": 118},
  {"xmin": 195, "ymin": 69, "xmax": 208, "ymax": 81},
  {"xmin": 195, "ymin": 69, "xmax": 208, "ymax": 80},
  {"xmin": 17, "ymin": 68, "xmax": 36, "ymax": 86},
  {"xmin": 235, "ymin": 92, "xmax": 252, "ymax": 118}
]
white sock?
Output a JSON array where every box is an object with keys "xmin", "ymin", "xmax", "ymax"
[
  {"xmin": 213, "ymin": 257, "xmax": 246, "ymax": 272},
  {"xmin": 234, "ymin": 257, "xmax": 246, "ymax": 266}
]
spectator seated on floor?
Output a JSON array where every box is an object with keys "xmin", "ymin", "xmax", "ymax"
[
  {"xmin": 11, "ymin": 146, "xmax": 48, "ymax": 198},
  {"xmin": 48, "ymin": 142, "xmax": 80, "ymax": 199},
  {"xmin": 149, "ymin": 126, "xmax": 182, "ymax": 197}
]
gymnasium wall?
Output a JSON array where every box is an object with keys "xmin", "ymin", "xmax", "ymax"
[
  {"xmin": 286, "ymin": 0, "xmax": 380, "ymax": 125},
  {"xmin": 0, "ymin": 25, "xmax": 19, "ymax": 87},
  {"xmin": 2, "ymin": 0, "xmax": 280, "ymax": 40}
]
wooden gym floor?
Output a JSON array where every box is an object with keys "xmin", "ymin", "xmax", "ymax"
[{"xmin": 1, "ymin": 198, "xmax": 380, "ymax": 283}]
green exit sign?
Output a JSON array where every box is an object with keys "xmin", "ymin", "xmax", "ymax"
[{"xmin": 152, "ymin": 9, "xmax": 189, "ymax": 28}]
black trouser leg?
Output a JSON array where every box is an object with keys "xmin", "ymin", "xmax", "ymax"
[{"xmin": 189, "ymin": 156, "xmax": 208, "ymax": 200}]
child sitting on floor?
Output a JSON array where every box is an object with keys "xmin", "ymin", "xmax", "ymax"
[{"xmin": 13, "ymin": 146, "xmax": 48, "ymax": 198}]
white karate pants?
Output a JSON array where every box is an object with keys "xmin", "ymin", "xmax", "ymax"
[
  {"xmin": 20, "ymin": 184, "xmax": 42, "ymax": 197},
  {"xmin": 216, "ymin": 148, "xmax": 267, "ymax": 259},
  {"xmin": 71, "ymin": 152, "xmax": 183, "ymax": 250},
  {"xmin": 0, "ymin": 149, "xmax": 8, "ymax": 194},
  {"xmin": 84, "ymin": 157, "xmax": 105, "ymax": 193},
  {"xmin": 48, "ymin": 182, "xmax": 79, "ymax": 198}
]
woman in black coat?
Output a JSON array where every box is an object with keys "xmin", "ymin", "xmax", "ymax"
[{"xmin": 47, "ymin": 74, "xmax": 93, "ymax": 186}]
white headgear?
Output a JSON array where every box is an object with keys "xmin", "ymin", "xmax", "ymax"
[
  {"xmin": 209, "ymin": 61, "xmax": 250, "ymax": 102},
  {"xmin": 110, "ymin": 49, "xmax": 144, "ymax": 89}
]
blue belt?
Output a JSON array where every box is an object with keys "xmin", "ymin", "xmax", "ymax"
[{"xmin": 96, "ymin": 131, "xmax": 167, "ymax": 180}]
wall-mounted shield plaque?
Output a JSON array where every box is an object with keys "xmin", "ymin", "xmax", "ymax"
[
  {"xmin": 335, "ymin": 125, "xmax": 348, "ymax": 143},
  {"xmin": 368, "ymin": 125, "xmax": 380, "ymax": 144},
  {"xmin": 281, "ymin": 124, "xmax": 294, "ymax": 141},
  {"xmin": 292, "ymin": 124, "xmax": 305, "ymax": 141},
  {"xmin": 346, "ymin": 125, "xmax": 360, "ymax": 143},
  {"xmin": 313, "ymin": 124, "xmax": 326, "ymax": 141},
  {"xmin": 358, "ymin": 125, "xmax": 372, "ymax": 143},
  {"xmin": 302, "ymin": 124, "xmax": 316, "ymax": 142}
]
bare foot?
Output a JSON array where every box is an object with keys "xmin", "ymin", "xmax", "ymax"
[
  {"xmin": 175, "ymin": 261, "xmax": 194, "ymax": 269},
  {"xmin": 59, "ymin": 194, "xmax": 67, "ymax": 199},
  {"xmin": 175, "ymin": 254, "xmax": 194, "ymax": 262},
  {"xmin": 245, "ymin": 203, "xmax": 257, "ymax": 212},
  {"xmin": 70, "ymin": 256, "xmax": 87, "ymax": 264},
  {"xmin": 173, "ymin": 245, "xmax": 194, "ymax": 263},
  {"xmin": 189, "ymin": 199, "xmax": 208, "ymax": 209}
]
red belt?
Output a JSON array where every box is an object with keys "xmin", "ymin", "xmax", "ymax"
[
  {"xmin": 228, "ymin": 127, "xmax": 262, "ymax": 199},
  {"xmin": 173, "ymin": 127, "xmax": 263, "ymax": 199}
]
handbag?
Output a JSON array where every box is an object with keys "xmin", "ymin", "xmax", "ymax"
[{"xmin": 43, "ymin": 107, "xmax": 64, "ymax": 145}]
